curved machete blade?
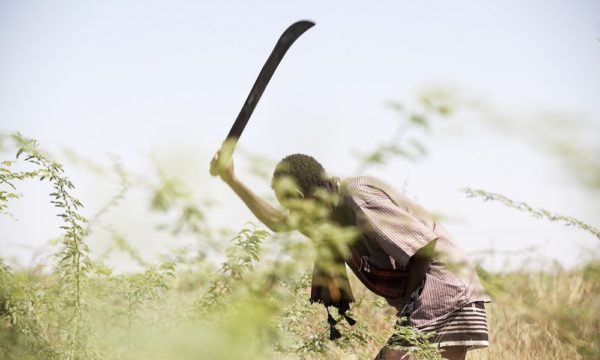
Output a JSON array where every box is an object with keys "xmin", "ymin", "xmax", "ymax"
[
  {"xmin": 213, "ymin": 20, "xmax": 315, "ymax": 175},
  {"xmin": 226, "ymin": 20, "xmax": 315, "ymax": 140}
]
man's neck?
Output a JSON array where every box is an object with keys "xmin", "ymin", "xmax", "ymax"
[{"xmin": 328, "ymin": 176, "xmax": 343, "ymax": 221}]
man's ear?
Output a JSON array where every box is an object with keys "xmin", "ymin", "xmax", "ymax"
[{"xmin": 294, "ymin": 189, "xmax": 305, "ymax": 199}]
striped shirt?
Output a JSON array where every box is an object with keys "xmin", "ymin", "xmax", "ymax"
[{"xmin": 332, "ymin": 175, "xmax": 491, "ymax": 328}]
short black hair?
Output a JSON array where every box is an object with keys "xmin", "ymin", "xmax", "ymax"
[{"xmin": 271, "ymin": 154, "xmax": 329, "ymax": 197}]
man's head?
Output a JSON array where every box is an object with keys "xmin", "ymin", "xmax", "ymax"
[{"xmin": 271, "ymin": 154, "xmax": 334, "ymax": 208}]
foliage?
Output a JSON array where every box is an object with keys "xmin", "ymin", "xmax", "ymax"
[
  {"xmin": 352, "ymin": 88, "xmax": 455, "ymax": 174},
  {"xmin": 0, "ymin": 259, "xmax": 58, "ymax": 359},
  {"xmin": 461, "ymin": 187, "xmax": 600, "ymax": 240},
  {"xmin": 0, "ymin": 160, "xmax": 38, "ymax": 217},
  {"xmin": 5, "ymin": 134, "xmax": 93, "ymax": 359},
  {"xmin": 1, "ymin": 119, "xmax": 599, "ymax": 359},
  {"xmin": 191, "ymin": 223, "xmax": 269, "ymax": 318},
  {"xmin": 387, "ymin": 317, "xmax": 442, "ymax": 360}
]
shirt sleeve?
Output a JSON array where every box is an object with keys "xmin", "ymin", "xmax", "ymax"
[{"xmin": 354, "ymin": 194, "xmax": 438, "ymax": 267}]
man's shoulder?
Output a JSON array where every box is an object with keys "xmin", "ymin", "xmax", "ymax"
[
  {"xmin": 340, "ymin": 175, "xmax": 374, "ymax": 193},
  {"xmin": 339, "ymin": 175, "xmax": 394, "ymax": 206},
  {"xmin": 341, "ymin": 175, "xmax": 392, "ymax": 191}
]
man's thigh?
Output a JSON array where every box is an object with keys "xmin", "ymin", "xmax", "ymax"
[
  {"xmin": 439, "ymin": 346, "xmax": 467, "ymax": 360},
  {"xmin": 373, "ymin": 346, "xmax": 411, "ymax": 360},
  {"xmin": 374, "ymin": 345, "xmax": 468, "ymax": 360}
]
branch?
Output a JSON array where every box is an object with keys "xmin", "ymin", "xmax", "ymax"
[{"xmin": 461, "ymin": 187, "xmax": 600, "ymax": 240}]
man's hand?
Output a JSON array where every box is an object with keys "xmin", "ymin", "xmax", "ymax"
[{"xmin": 209, "ymin": 149, "xmax": 235, "ymax": 184}]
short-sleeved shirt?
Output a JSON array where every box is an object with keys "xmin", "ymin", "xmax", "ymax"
[{"xmin": 331, "ymin": 175, "xmax": 491, "ymax": 328}]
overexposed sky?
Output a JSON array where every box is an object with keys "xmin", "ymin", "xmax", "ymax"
[{"xmin": 1, "ymin": 1, "xmax": 599, "ymax": 271}]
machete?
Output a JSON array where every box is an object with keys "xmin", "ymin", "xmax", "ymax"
[{"xmin": 210, "ymin": 20, "xmax": 315, "ymax": 176}]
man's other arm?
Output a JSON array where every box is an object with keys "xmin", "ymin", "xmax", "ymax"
[{"xmin": 405, "ymin": 239, "xmax": 436, "ymax": 297}]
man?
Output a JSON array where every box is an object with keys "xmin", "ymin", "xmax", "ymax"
[{"xmin": 210, "ymin": 151, "xmax": 490, "ymax": 360}]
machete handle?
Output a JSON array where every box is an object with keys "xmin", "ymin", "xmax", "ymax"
[{"xmin": 209, "ymin": 137, "xmax": 238, "ymax": 177}]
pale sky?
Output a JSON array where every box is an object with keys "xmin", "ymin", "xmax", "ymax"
[{"xmin": 1, "ymin": 1, "xmax": 599, "ymax": 271}]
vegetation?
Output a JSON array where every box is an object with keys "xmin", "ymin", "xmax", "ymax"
[{"xmin": 1, "ymin": 92, "xmax": 598, "ymax": 359}]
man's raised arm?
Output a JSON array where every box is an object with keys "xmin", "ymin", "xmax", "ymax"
[{"xmin": 210, "ymin": 151, "xmax": 290, "ymax": 233}]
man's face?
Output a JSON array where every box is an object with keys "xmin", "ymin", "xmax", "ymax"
[
  {"xmin": 272, "ymin": 176, "xmax": 314, "ymax": 212},
  {"xmin": 271, "ymin": 177, "xmax": 340, "ymax": 232}
]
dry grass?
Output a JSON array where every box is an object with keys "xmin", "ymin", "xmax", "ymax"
[
  {"xmin": 335, "ymin": 261, "xmax": 600, "ymax": 359},
  {"xmin": 2, "ymin": 246, "xmax": 599, "ymax": 359}
]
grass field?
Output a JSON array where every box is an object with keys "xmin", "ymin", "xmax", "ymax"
[
  {"xmin": 2, "ymin": 228, "xmax": 598, "ymax": 359},
  {"xmin": 1, "ymin": 134, "xmax": 599, "ymax": 359}
]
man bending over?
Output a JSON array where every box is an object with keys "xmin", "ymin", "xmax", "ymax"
[{"xmin": 210, "ymin": 151, "xmax": 490, "ymax": 360}]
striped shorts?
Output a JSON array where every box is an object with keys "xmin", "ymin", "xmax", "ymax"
[
  {"xmin": 419, "ymin": 302, "xmax": 489, "ymax": 348},
  {"xmin": 388, "ymin": 302, "xmax": 489, "ymax": 350}
]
